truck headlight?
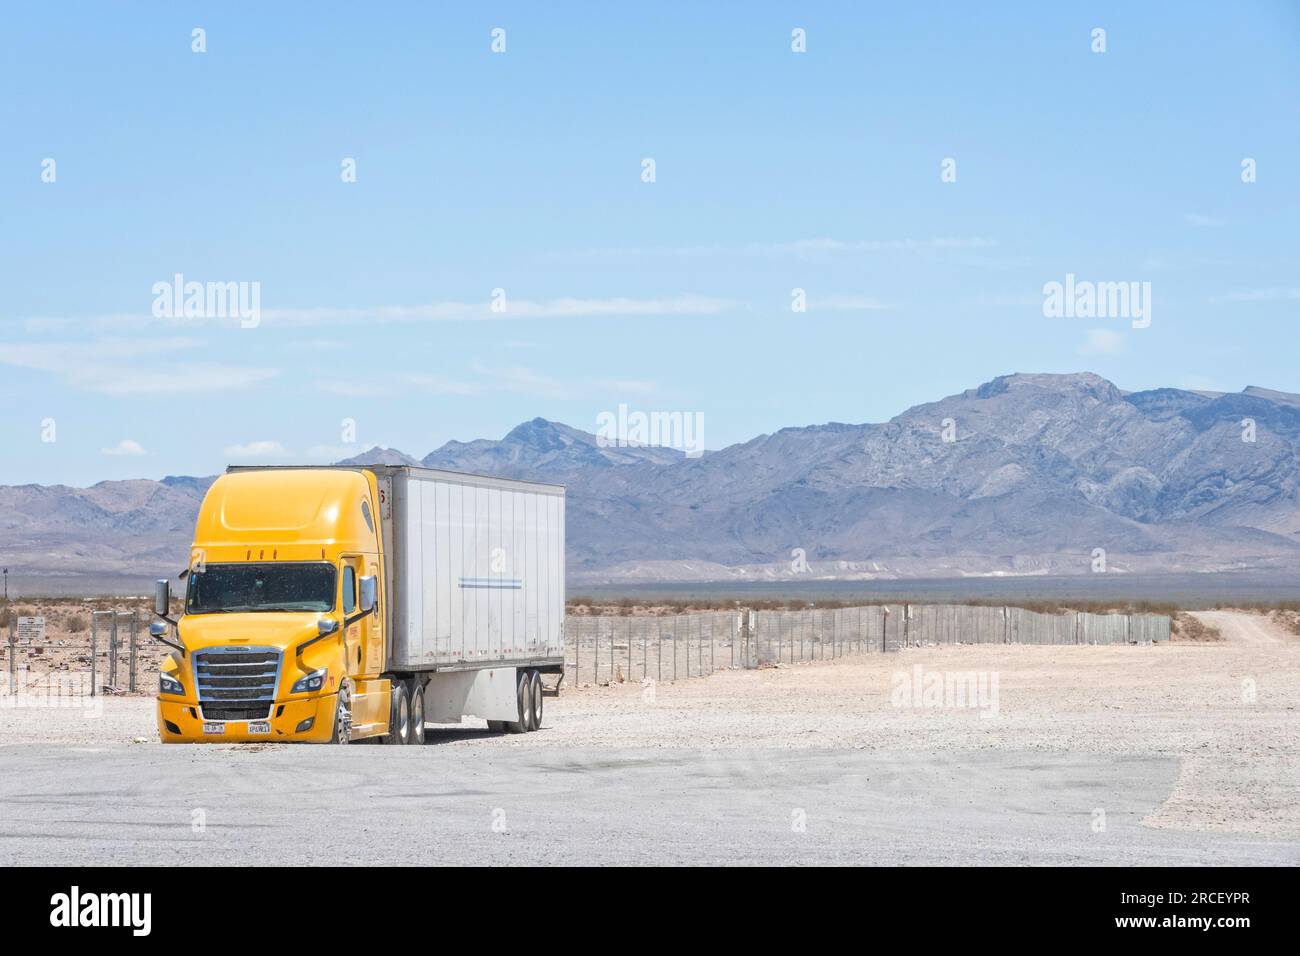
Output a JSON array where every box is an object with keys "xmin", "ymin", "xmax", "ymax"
[
  {"xmin": 159, "ymin": 673, "xmax": 184, "ymax": 696},
  {"xmin": 292, "ymin": 668, "xmax": 328, "ymax": 694}
]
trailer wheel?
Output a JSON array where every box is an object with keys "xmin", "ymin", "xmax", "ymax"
[
  {"xmin": 380, "ymin": 680, "xmax": 410, "ymax": 744},
  {"xmin": 408, "ymin": 679, "xmax": 425, "ymax": 745},
  {"xmin": 508, "ymin": 671, "xmax": 531, "ymax": 734},
  {"xmin": 529, "ymin": 670, "xmax": 543, "ymax": 730},
  {"xmin": 330, "ymin": 685, "xmax": 352, "ymax": 745}
]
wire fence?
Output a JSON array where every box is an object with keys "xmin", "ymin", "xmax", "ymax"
[
  {"xmin": 565, "ymin": 604, "xmax": 1171, "ymax": 685},
  {"xmin": 5, "ymin": 604, "xmax": 1173, "ymax": 694},
  {"xmin": 3, "ymin": 609, "xmax": 141, "ymax": 696},
  {"xmin": 564, "ymin": 612, "xmax": 738, "ymax": 685}
]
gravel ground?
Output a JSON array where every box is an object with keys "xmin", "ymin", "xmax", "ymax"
[{"xmin": 1, "ymin": 609, "xmax": 1296, "ymax": 864}]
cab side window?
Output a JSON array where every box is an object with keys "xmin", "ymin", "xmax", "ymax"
[{"xmin": 342, "ymin": 565, "xmax": 356, "ymax": 614}]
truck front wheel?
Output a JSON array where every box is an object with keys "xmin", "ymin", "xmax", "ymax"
[{"xmin": 330, "ymin": 685, "xmax": 352, "ymax": 745}]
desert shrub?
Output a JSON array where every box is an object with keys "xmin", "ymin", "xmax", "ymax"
[{"xmin": 1172, "ymin": 613, "xmax": 1222, "ymax": 641}]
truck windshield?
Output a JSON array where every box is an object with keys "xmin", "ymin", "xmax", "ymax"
[{"xmin": 186, "ymin": 563, "xmax": 337, "ymax": 613}]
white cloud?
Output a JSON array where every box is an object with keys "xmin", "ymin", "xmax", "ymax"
[
  {"xmin": 1079, "ymin": 328, "xmax": 1125, "ymax": 355},
  {"xmin": 0, "ymin": 338, "xmax": 277, "ymax": 394},
  {"xmin": 808, "ymin": 295, "xmax": 891, "ymax": 312},
  {"xmin": 316, "ymin": 364, "xmax": 655, "ymax": 401},
  {"xmin": 1183, "ymin": 213, "xmax": 1225, "ymax": 227},
  {"xmin": 101, "ymin": 439, "xmax": 145, "ymax": 456},
  {"xmin": 4, "ymin": 294, "xmax": 740, "ymax": 334},
  {"xmin": 395, "ymin": 373, "xmax": 486, "ymax": 395},
  {"xmin": 1209, "ymin": 288, "xmax": 1300, "ymax": 304},
  {"xmin": 224, "ymin": 440, "xmax": 286, "ymax": 459},
  {"xmin": 305, "ymin": 444, "xmax": 360, "ymax": 461},
  {"xmin": 469, "ymin": 362, "xmax": 658, "ymax": 400},
  {"xmin": 258, "ymin": 294, "xmax": 737, "ymax": 328},
  {"xmin": 555, "ymin": 237, "xmax": 997, "ymax": 261}
]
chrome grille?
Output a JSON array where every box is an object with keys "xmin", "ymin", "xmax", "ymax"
[{"xmin": 193, "ymin": 646, "xmax": 282, "ymax": 722}]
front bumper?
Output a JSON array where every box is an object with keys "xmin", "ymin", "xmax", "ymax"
[{"xmin": 157, "ymin": 692, "xmax": 337, "ymax": 743}]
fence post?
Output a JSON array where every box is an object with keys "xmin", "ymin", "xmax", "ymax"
[
  {"xmin": 128, "ymin": 610, "xmax": 138, "ymax": 693},
  {"xmin": 672, "ymin": 618, "xmax": 677, "ymax": 681},
  {"xmin": 697, "ymin": 615, "xmax": 702, "ymax": 676},
  {"xmin": 90, "ymin": 618, "xmax": 97, "ymax": 697},
  {"xmin": 657, "ymin": 618, "xmax": 662, "ymax": 682},
  {"xmin": 683, "ymin": 617, "xmax": 689, "ymax": 679},
  {"xmin": 107, "ymin": 615, "xmax": 117, "ymax": 690},
  {"xmin": 7, "ymin": 616, "xmax": 14, "ymax": 691}
]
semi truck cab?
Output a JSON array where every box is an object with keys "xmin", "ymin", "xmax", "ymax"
[{"xmin": 154, "ymin": 466, "xmax": 565, "ymax": 744}]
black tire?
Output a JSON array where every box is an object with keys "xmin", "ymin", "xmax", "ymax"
[
  {"xmin": 529, "ymin": 670, "xmax": 543, "ymax": 730},
  {"xmin": 380, "ymin": 679, "xmax": 410, "ymax": 744},
  {"xmin": 408, "ymin": 679, "xmax": 425, "ymax": 745},
  {"xmin": 330, "ymin": 685, "xmax": 352, "ymax": 745},
  {"xmin": 507, "ymin": 671, "xmax": 531, "ymax": 734},
  {"xmin": 486, "ymin": 720, "xmax": 507, "ymax": 733}
]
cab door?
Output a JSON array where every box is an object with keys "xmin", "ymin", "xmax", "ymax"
[
  {"xmin": 340, "ymin": 559, "xmax": 364, "ymax": 678},
  {"xmin": 342, "ymin": 555, "xmax": 384, "ymax": 676},
  {"xmin": 362, "ymin": 557, "xmax": 384, "ymax": 672}
]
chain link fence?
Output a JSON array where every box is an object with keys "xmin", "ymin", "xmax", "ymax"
[
  {"xmin": 566, "ymin": 604, "xmax": 1171, "ymax": 685},
  {"xmin": 565, "ymin": 612, "xmax": 739, "ymax": 685},
  {"xmin": 4, "ymin": 609, "xmax": 140, "ymax": 697}
]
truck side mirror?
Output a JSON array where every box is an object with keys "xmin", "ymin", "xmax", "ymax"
[
  {"xmin": 149, "ymin": 616, "xmax": 185, "ymax": 654},
  {"xmin": 154, "ymin": 579, "xmax": 171, "ymax": 617},
  {"xmin": 359, "ymin": 575, "xmax": 377, "ymax": 613}
]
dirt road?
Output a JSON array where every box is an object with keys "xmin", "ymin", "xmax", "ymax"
[{"xmin": 1191, "ymin": 609, "xmax": 1293, "ymax": 647}]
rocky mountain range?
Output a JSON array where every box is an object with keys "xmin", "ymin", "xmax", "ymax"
[{"xmin": 4, "ymin": 372, "xmax": 1300, "ymax": 588}]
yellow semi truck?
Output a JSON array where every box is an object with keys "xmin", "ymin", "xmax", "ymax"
[{"xmin": 152, "ymin": 465, "xmax": 565, "ymax": 743}]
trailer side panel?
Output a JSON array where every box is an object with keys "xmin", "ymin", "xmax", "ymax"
[{"xmin": 389, "ymin": 468, "xmax": 564, "ymax": 671}]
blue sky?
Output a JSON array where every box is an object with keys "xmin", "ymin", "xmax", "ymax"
[{"xmin": 2, "ymin": 1, "xmax": 1298, "ymax": 485}]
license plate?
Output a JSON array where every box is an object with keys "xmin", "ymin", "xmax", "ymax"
[
  {"xmin": 202, "ymin": 722, "xmax": 225, "ymax": 735},
  {"xmin": 247, "ymin": 721, "xmax": 271, "ymax": 734}
]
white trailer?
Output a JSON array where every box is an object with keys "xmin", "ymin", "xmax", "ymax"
[{"xmin": 377, "ymin": 465, "xmax": 565, "ymax": 733}]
